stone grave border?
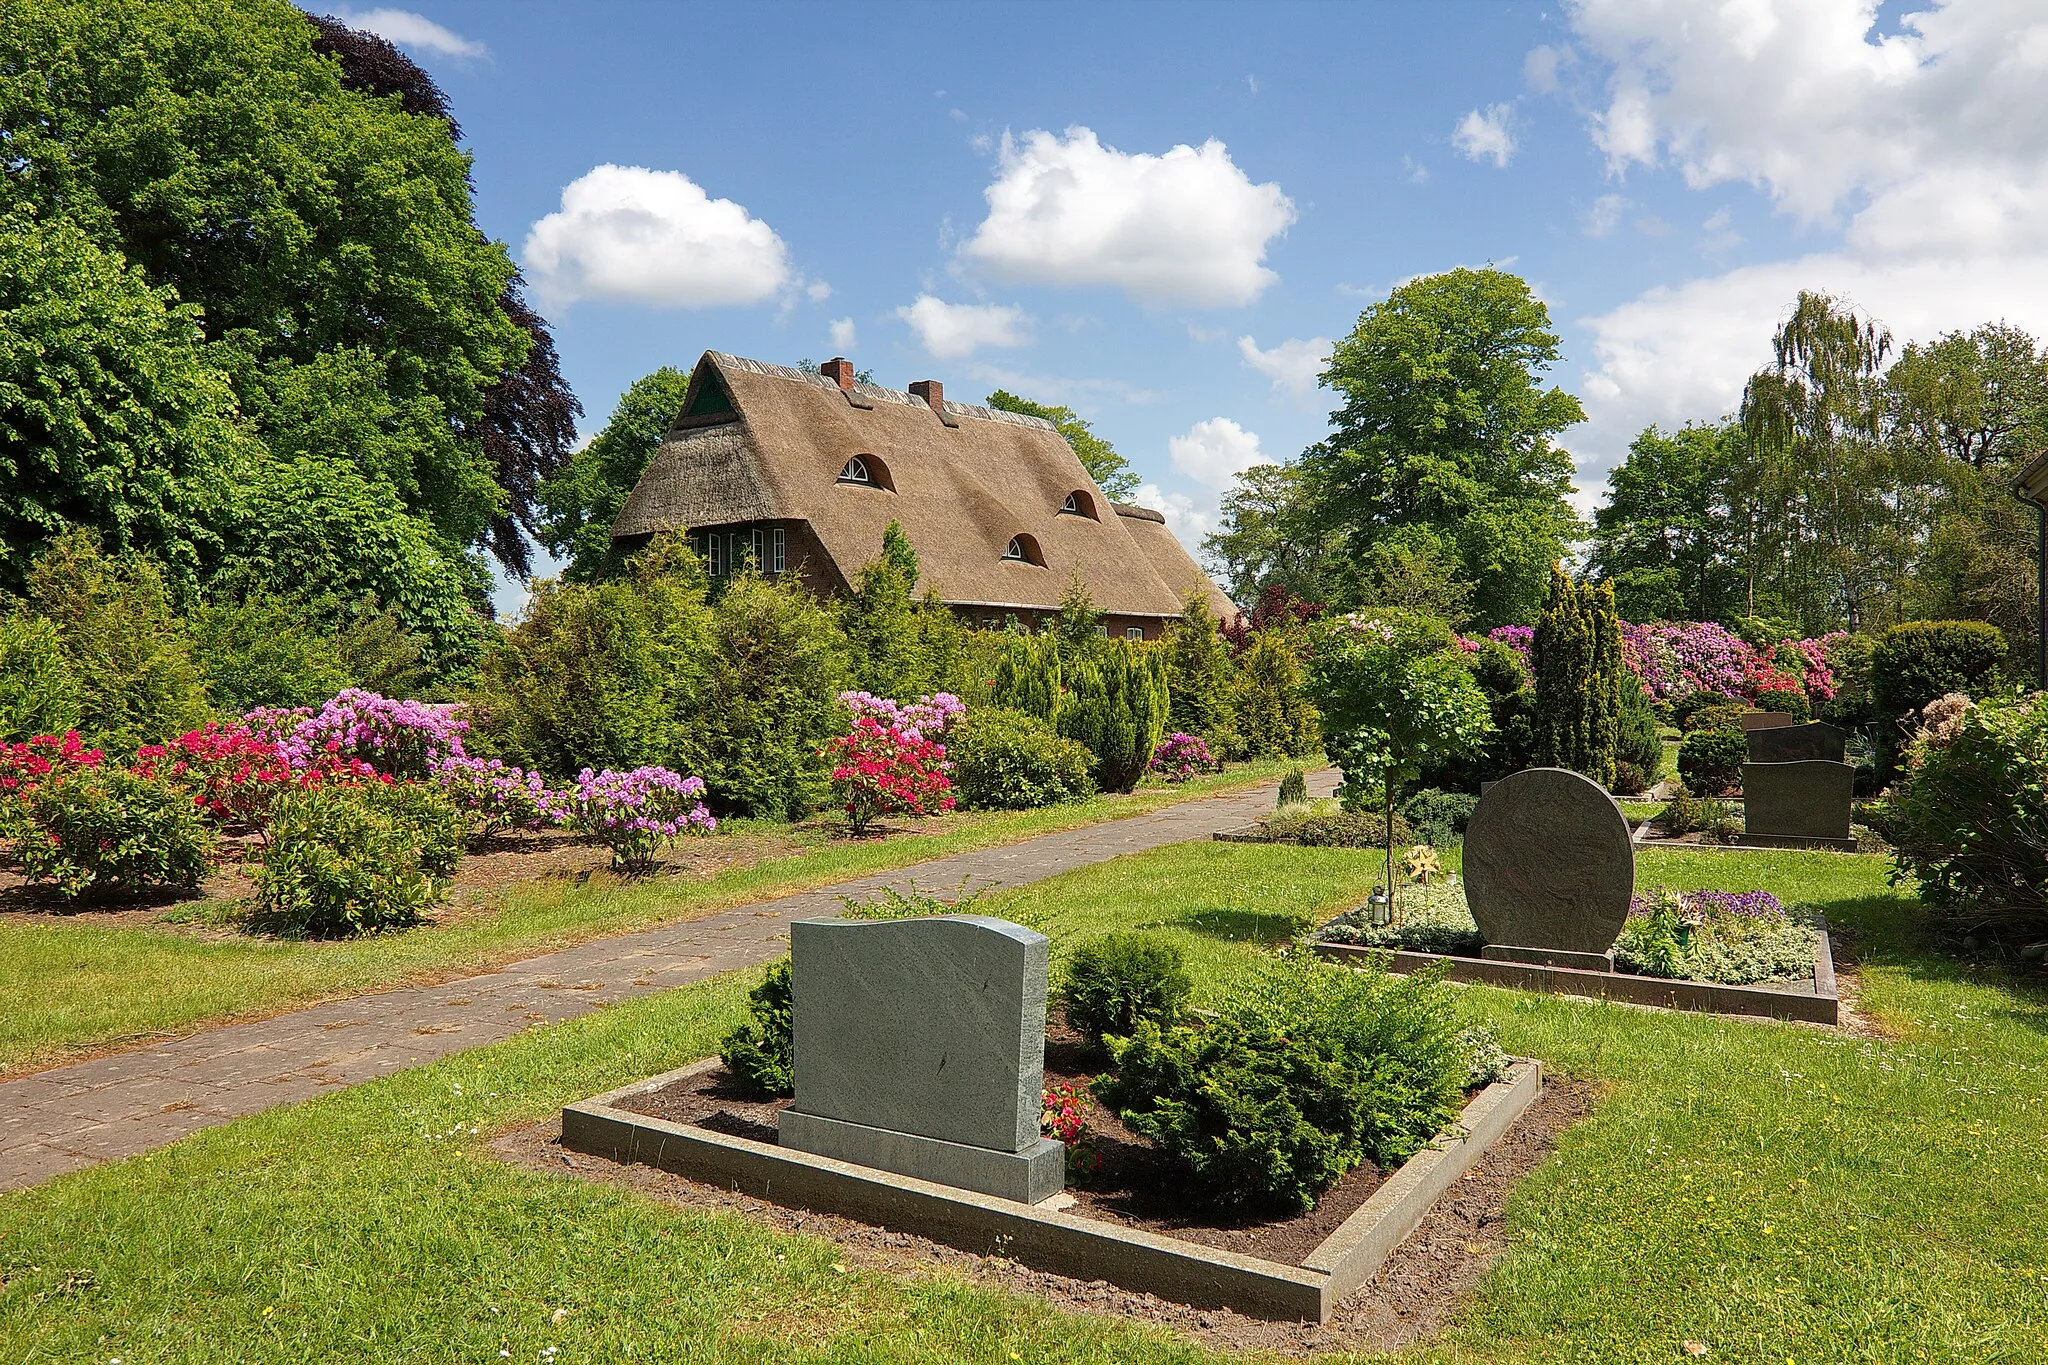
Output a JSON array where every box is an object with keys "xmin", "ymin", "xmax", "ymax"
[
  {"xmin": 1316, "ymin": 918, "xmax": 1838, "ymax": 1025},
  {"xmin": 558, "ymin": 1056, "xmax": 1543, "ymax": 1323}
]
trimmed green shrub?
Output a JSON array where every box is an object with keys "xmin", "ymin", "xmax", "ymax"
[
  {"xmin": 1887, "ymin": 693, "xmax": 2048, "ymax": 935},
  {"xmin": 1058, "ymin": 932, "xmax": 1192, "ymax": 1046},
  {"xmin": 1161, "ymin": 593, "xmax": 1235, "ymax": 742},
  {"xmin": 0, "ymin": 613, "xmax": 81, "ymax": 742},
  {"xmin": 1659, "ymin": 784, "xmax": 1701, "ymax": 836},
  {"xmin": 1258, "ymin": 805, "xmax": 1415, "ymax": 848},
  {"xmin": 1685, "ymin": 701, "xmax": 1748, "ymax": 734},
  {"xmin": 1671, "ymin": 691, "xmax": 1743, "ymax": 730},
  {"xmin": 1615, "ymin": 681, "xmax": 1663, "ymax": 793},
  {"xmin": 1276, "ymin": 767, "xmax": 1309, "ymax": 808},
  {"xmin": 1531, "ymin": 568, "xmax": 1623, "ymax": 786},
  {"xmin": 357, "ymin": 780, "xmax": 464, "ymax": 875},
  {"xmin": 1400, "ymin": 788, "xmax": 1478, "ymax": 846},
  {"xmin": 1752, "ymin": 688, "xmax": 1811, "ymax": 721},
  {"xmin": 720, "ymin": 959, "xmax": 795, "ymax": 1098},
  {"xmin": 1677, "ymin": 728, "xmax": 1747, "ymax": 796},
  {"xmin": 1056, "ymin": 639, "xmax": 1168, "ymax": 793},
  {"xmin": 1870, "ymin": 620, "xmax": 2008, "ymax": 777},
  {"xmin": 18, "ymin": 768, "xmax": 214, "ymax": 900},
  {"xmin": 1227, "ymin": 630, "xmax": 1319, "ymax": 759},
  {"xmin": 948, "ymin": 707, "xmax": 1094, "ymax": 810},
  {"xmin": 251, "ymin": 784, "xmax": 445, "ymax": 937},
  {"xmin": 1095, "ymin": 953, "xmax": 1468, "ymax": 1213}
]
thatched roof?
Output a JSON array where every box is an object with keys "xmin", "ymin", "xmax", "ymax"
[{"xmin": 613, "ymin": 352, "xmax": 1236, "ymax": 620}]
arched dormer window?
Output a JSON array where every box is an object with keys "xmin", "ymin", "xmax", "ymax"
[
  {"xmin": 1058, "ymin": 489, "xmax": 1098, "ymax": 519},
  {"xmin": 837, "ymin": 454, "xmax": 893, "ymax": 490},
  {"xmin": 1003, "ymin": 533, "xmax": 1044, "ymax": 565}
]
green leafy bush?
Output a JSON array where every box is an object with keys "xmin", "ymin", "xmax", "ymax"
[
  {"xmin": 1420, "ymin": 637, "xmax": 1535, "ymax": 791},
  {"xmin": 1095, "ymin": 952, "xmax": 1468, "ymax": 1213},
  {"xmin": 1671, "ymin": 692, "xmax": 1743, "ymax": 730},
  {"xmin": 1870, "ymin": 620, "xmax": 2008, "ymax": 777},
  {"xmin": 1276, "ymin": 767, "xmax": 1309, "ymax": 807},
  {"xmin": 698, "ymin": 573, "xmax": 852, "ymax": 819},
  {"xmin": 1057, "ymin": 932, "xmax": 1192, "ymax": 1046},
  {"xmin": 18, "ymin": 769, "xmax": 214, "ymax": 900},
  {"xmin": 948, "ymin": 707, "xmax": 1095, "ymax": 810},
  {"xmin": 187, "ymin": 592, "xmax": 353, "ymax": 714},
  {"xmin": 1056, "ymin": 639, "xmax": 1169, "ymax": 794},
  {"xmin": 1677, "ymin": 727, "xmax": 1747, "ymax": 795},
  {"xmin": 1614, "ymin": 682, "xmax": 1664, "ymax": 793},
  {"xmin": 1887, "ymin": 693, "xmax": 2048, "ymax": 934},
  {"xmin": 1227, "ymin": 630, "xmax": 1320, "ymax": 759},
  {"xmin": 0, "ymin": 613, "xmax": 81, "ymax": 742},
  {"xmin": 251, "ymin": 784, "xmax": 446, "ymax": 937},
  {"xmin": 1161, "ymin": 593, "xmax": 1235, "ymax": 743},
  {"xmin": 720, "ymin": 959, "xmax": 795, "ymax": 1098},
  {"xmin": 1659, "ymin": 784, "xmax": 1701, "ymax": 836},
  {"xmin": 1684, "ymin": 701, "xmax": 1748, "ymax": 734},
  {"xmin": 1400, "ymin": 788, "xmax": 1477, "ymax": 846},
  {"xmin": 1752, "ymin": 688, "xmax": 1811, "ymax": 721},
  {"xmin": 357, "ymin": 780, "xmax": 464, "ymax": 875},
  {"xmin": 1257, "ymin": 805, "xmax": 1415, "ymax": 848}
]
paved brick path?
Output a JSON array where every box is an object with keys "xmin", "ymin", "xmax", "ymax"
[{"xmin": 1, "ymin": 771, "xmax": 1335, "ymax": 1193}]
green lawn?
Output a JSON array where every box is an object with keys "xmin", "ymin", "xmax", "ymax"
[
  {"xmin": 3, "ymin": 841, "xmax": 2044, "ymax": 1363},
  {"xmin": 0, "ymin": 760, "xmax": 1300, "ymax": 1076}
]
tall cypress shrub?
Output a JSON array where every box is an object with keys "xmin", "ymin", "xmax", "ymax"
[
  {"xmin": 1056, "ymin": 640, "xmax": 1168, "ymax": 792},
  {"xmin": 1531, "ymin": 566, "xmax": 1620, "ymax": 787},
  {"xmin": 993, "ymin": 634, "xmax": 1060, "ymax": 721},
  {"xmin": 1162, "ymin": 592, "xmax": 1234, "ymax": 742}
]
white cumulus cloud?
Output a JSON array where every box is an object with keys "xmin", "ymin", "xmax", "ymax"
[
  {"xmin": 1583, "ymin": 193, "xmax": 1632, "ymax": 238},
  {"xmin": 331, "ymin": 7, "xmax": 487, "ymax": 59},
  {"xmin": 1237, "ymin": 335, "xmax": 1334, "ymax": 399},
  {"xmin": 895, "ymin": 295, "xmax": 1033, "ymax": 360},
  {"xmin": 522, "ymin": 165, "xmax": 793, "ymax": 311},
  {"xmin": 1562, "ymin": 0, "xmax": 2048, "ymax": 499},
  {"xmin": 1134, "ymin": 482, "xmax": 1214, "ymax": 550},
  {"xmin": 1169, "ymin": 417, "xmax": 1265, "ymax": 490},
  {"xmin": 960, "ymin": 127, "xmax": 1297, "ymax": 307},
  {"xmin": 829, "ymin": 317, "xmax": 857, "ymax": 351},
  {"xmin": 1452, "ymin": 104, "xmax": 1517, "ymax": 167}
]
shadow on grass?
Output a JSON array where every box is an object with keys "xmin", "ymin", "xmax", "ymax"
[
  {"xmin": 1168, "ymin": 906, "xmax": 1307, "ymax": 944},
  {"xmin": 1813, "ymin": 888, "xmax": 2048, "ymax": 1029}
]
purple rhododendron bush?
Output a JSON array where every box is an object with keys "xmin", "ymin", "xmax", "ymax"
[{"xmin": 1478, "ymin": 620, "xmax": 1846, "ymax": 707}]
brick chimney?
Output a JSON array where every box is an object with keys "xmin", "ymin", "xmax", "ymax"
[
  {"xmin": 908, "ymin": 379, "xmax": 944, "ymax": 413},
  {"xmin": 820, "ymin": 357, "xmax": 854, "ymax": 390}
]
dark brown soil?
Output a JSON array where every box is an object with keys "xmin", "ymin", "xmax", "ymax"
[
  {"xmin": 615, "ymin": 1039, "xmax": 1395, "ymax": 1264},
  {"xmin": 496, "ymin": 1074, "xmax": 1600, "ymax": 1356}
]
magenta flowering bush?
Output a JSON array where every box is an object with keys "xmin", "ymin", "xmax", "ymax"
[
  {"xmin": 569, "ymin": 766, "xmax": 716, "ymax": 871},
  {"xmin": 1485, "ymin": 625, "xmax": 1534, "ymax": 662},
  {"xmin": 838, "ymin": 690, "xmax": 966, "ymax": 740},
  {"xmin": 1150, "ymin": 732, "xmax": 1215, "ymax": 782},
  {"xmin": 433, "ymin": 754, "xmax": 569, "ymax": 838},
  {"xmin": 248, "ymin": 689, "xmax": 469, "ymax": 780}
]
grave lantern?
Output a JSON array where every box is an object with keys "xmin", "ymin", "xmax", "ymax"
[{"xmin": 1366, "ymin": 887, "xmax": 1392, "ymax": 928}]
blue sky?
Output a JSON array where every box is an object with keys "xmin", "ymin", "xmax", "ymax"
[{"xmin": 328, "ymin": 2, "xmax": 2048, "ymax": 608}]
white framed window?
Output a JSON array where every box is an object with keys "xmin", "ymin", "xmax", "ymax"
[
  {"xmin": 1126, "ymin": 627, "xmax": 1144, "ymax": 640},
  {"xmin": 1095, "ymin": 625, "xmax": 1109, "ymax": 638},
  {"xmin": 750, "ymin": 528, "xmax": 764, "ymax": 569},
  {"xmin": 706, "ymin": 533, "xmax": 725, "ymax": 576},
  {"xmin": 838, "ymin": 456, "xmax": 870, "ymax": 484},
  {"xmin": 771, "ymin": 527, "xmax": 785, "ymax": 573},
  {"xmin": 1003, "ymin": 537, "xmax": 1025, "ymax": 561}
]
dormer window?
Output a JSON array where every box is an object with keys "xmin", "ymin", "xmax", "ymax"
[
  {"xmin": 1003, "ymin": 533, "xmax": 1044, "ymax": 565},
  {"xmin": 1059, "ymin": 489, "xmax": 1098, "ymax": 519},
  {"xmin": 1003, "ymin": 537, "xmax": 1025, "ymax": 560},
  {"xmin": 836, "ymin": 453, "xmax": 892, "ymax": 489},
  {"xmin": 838, "ymin": 456, "xmax": 870, "ymax": 484}
]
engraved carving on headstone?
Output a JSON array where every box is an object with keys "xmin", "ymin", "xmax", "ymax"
[{"xmin": 1463, "ymin": 767, "xmax": 1635, "ymax": 972}]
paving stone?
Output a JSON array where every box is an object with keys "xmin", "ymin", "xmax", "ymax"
[{"xmin": 0, "ymin": 771, "xmax": 1334, "ymax": 1192}]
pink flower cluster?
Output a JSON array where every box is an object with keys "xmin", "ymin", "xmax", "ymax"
[
  {"xmin": 838, "ymin": 691, "xmax": 965, "ymax": 741},
  {"xmin": 433, "ymin": 754, "xmax": 571, "ymax": 837},
  {"xmin": 822, "ymin": 715, "xmax": 955, "ymax": 835},
  {"xmin": 1150, "ymin": 732, "xmax": 1215, "ymax": 783},
  {"xmin": 1486, "ymin": 620, "xmax": 1843, "ymax": 706},
  {"xmin": 569, "ymin": 766, "xmax": 717, "ymax": 871},
  {"xmin": 248, "ymin": 689, "xmax": 469, "ymax": 780},
  {"xmin": 134, "ymin": 721, "xmax": 378, "ymax": 828},
  {"xmin": 0, "ymin": 732, "xmax": 103, "ymax": 795}
]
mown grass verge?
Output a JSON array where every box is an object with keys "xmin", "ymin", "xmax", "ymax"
[
  {"xmin": 0, "ymin": 759, "xmax": 1301, "ymax": 1075},
  {"xmin": 2, "ymin": 840, "xmax": 2044, "ymax": 1362}
]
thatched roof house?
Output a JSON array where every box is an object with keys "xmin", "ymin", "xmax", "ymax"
[{"xmin": 611, "ymin": 352, "xmax": 1236, "ymax": 638}]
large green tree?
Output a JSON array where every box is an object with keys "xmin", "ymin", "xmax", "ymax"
[
  {"xmin": 985, "ymin": 390, "xmax": 1140, "ymax": 500},
  {"xmin": 537, "ymin": 367, "xmax": 693, "ymax": 581},
  {"xmin": 1588, "ymin": 422, "xmax": 1748, "ymax": 624},
  {"xmin": 0, "ymin": 0, "xmax": 575, "ymax": 570},
  {"xmin": 1204, "ymin": 462, "xmax": 1348, "ymax": 607},
  {"xmin": 1301, "ymin": 268, "xmax": 1585, "ymax": 628}
]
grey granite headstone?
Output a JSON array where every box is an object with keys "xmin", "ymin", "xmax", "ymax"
[
  {"xmin": 1738, "ymin": 711, "xmax": 1795, "ymax": 731},
  {"xmin": 1746, "ymin": 721, "xmax": 1846, "ymax": 765},
  {"xmin": 1736, "ymin": 760, "xmax": 1858, "ymax": 850},
  {"xmin": 1465, "ymin": 767, "xmax": 1634, "ymax": 971},
  {"xmin": 778, "ymin": 915, "xmax": 1064, "ymax": 1203}
]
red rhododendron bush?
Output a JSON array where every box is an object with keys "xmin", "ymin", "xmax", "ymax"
[
  {"xmin": 821, "ymin": 693, "xmax": 958, "ymax": 836},
  {"xmin": 1479, "ymin": 620, "xmax": 1846, "ymax": 707}
]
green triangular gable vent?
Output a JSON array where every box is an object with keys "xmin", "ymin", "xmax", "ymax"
[{"xmin": 680, "ymin": 368, "xmax": 736, "ymax": 421}]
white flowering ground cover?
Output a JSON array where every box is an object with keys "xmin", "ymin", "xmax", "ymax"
[{"xmin": 2, "ymin": 843, "xmax": 2044, "ymax": 1362}]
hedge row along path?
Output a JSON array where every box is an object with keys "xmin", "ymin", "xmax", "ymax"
[{"xmin": 0, "ymin": 770, "xmax": 1336, "ymax": 1192}]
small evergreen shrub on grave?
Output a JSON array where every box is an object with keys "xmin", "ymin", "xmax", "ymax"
[
  {"xmin": 1684, "ymin": 701, "xmax": 1749, "ymax": 734},
  {"xmin": 1677, "ymin": 728, "xmax": 1747, "ymax": 796},
  {"xmin": 1671, "ymin": 691, "xmax": 1744, "ymax": 730},
  {"xmin": 1057, "ymin": 932, "xmax": 1192, "ymax": 1046},
  {"xmin": 1752, "ymin": 687, "xmax": 1811, "ymax": 721},
  {"xmin": 252, "ymin": 785, "xmax": 444, "ymax": 937},
  {"xmin": 1870, "ymin": 620, "xmax": 2008, "ymax": 778},
  {"xmin": 948, "ymin": 707, "xmax": 1094, "ymax": 810},
  {"xmin": 1276, "ymin": 767, "xmax": 1309, "ymax": 808},
  {"xmin": 1400, "ymin": 788, "xmax": 1478, "ymax": 846},
  {"xmin": 1259, "ymin": 805, "xmax": 1415, "ymax": 848},
  {"xmin": 1659, "ymin": 784, "xmax": 1701, "ymax": 836},
  {"xmin": 1095, "ymin": 952, "xmax": 1468, "ymax": 1213},
  {"xmin": 18, "ymin": 768, "xmax": 214, "ymax": 900},
  {"xmin": 720, "ymin": 959, "xmax": 795, "ymax": 1098}
]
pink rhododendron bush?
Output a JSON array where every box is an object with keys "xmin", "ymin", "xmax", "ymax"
[
  {"xmin": 1480, "ymin": 621, "xmax": 1845, "ymax": 706},
  {"xmin": 1150, "ymin": 732, "xmax": 1215, "ymax": 783},
  {"xmin": 822, "ymin": 692, "xmax": 958, "ymax": 835},
  {"xmin": 569, "ymin": 766, "xmax": 716, "ymax": 871}
]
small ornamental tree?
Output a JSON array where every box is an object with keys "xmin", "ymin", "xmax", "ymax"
[
  {"xmin": 822, "ymin": 716, "xmax": 955, "ymax": 836},
  {"xmin": 1531, "ymin": 567, "xmax": 1623, "ymax": 788},
  {"xmin": 1310, "ymin": 613, "xmax": 1492, "ymax": 917}
]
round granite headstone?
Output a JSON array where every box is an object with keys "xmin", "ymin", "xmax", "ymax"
[{"xmin": 1464, "ymin": 767, "xmax": 1635, "ymax": 955}]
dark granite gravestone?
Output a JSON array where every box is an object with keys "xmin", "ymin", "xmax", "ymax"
[
  {"xmin": 778, "ymin": 915, "xmax": 1065, "ymax": 1203},
  {"xmin": 1464, "ymin": 767, "xmax": 1636, "ymax": 971},
  {"xmin": 1746, "ymin": 721, "xmax": 1847, "ymax": 765},
  {"xmin": 1736, "ymin": 760, "xmax": 1858, "ymax": 850},
  {"xmin": 1738, "ymin": 711, "xmax": 1795, "ymax": 731}
]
